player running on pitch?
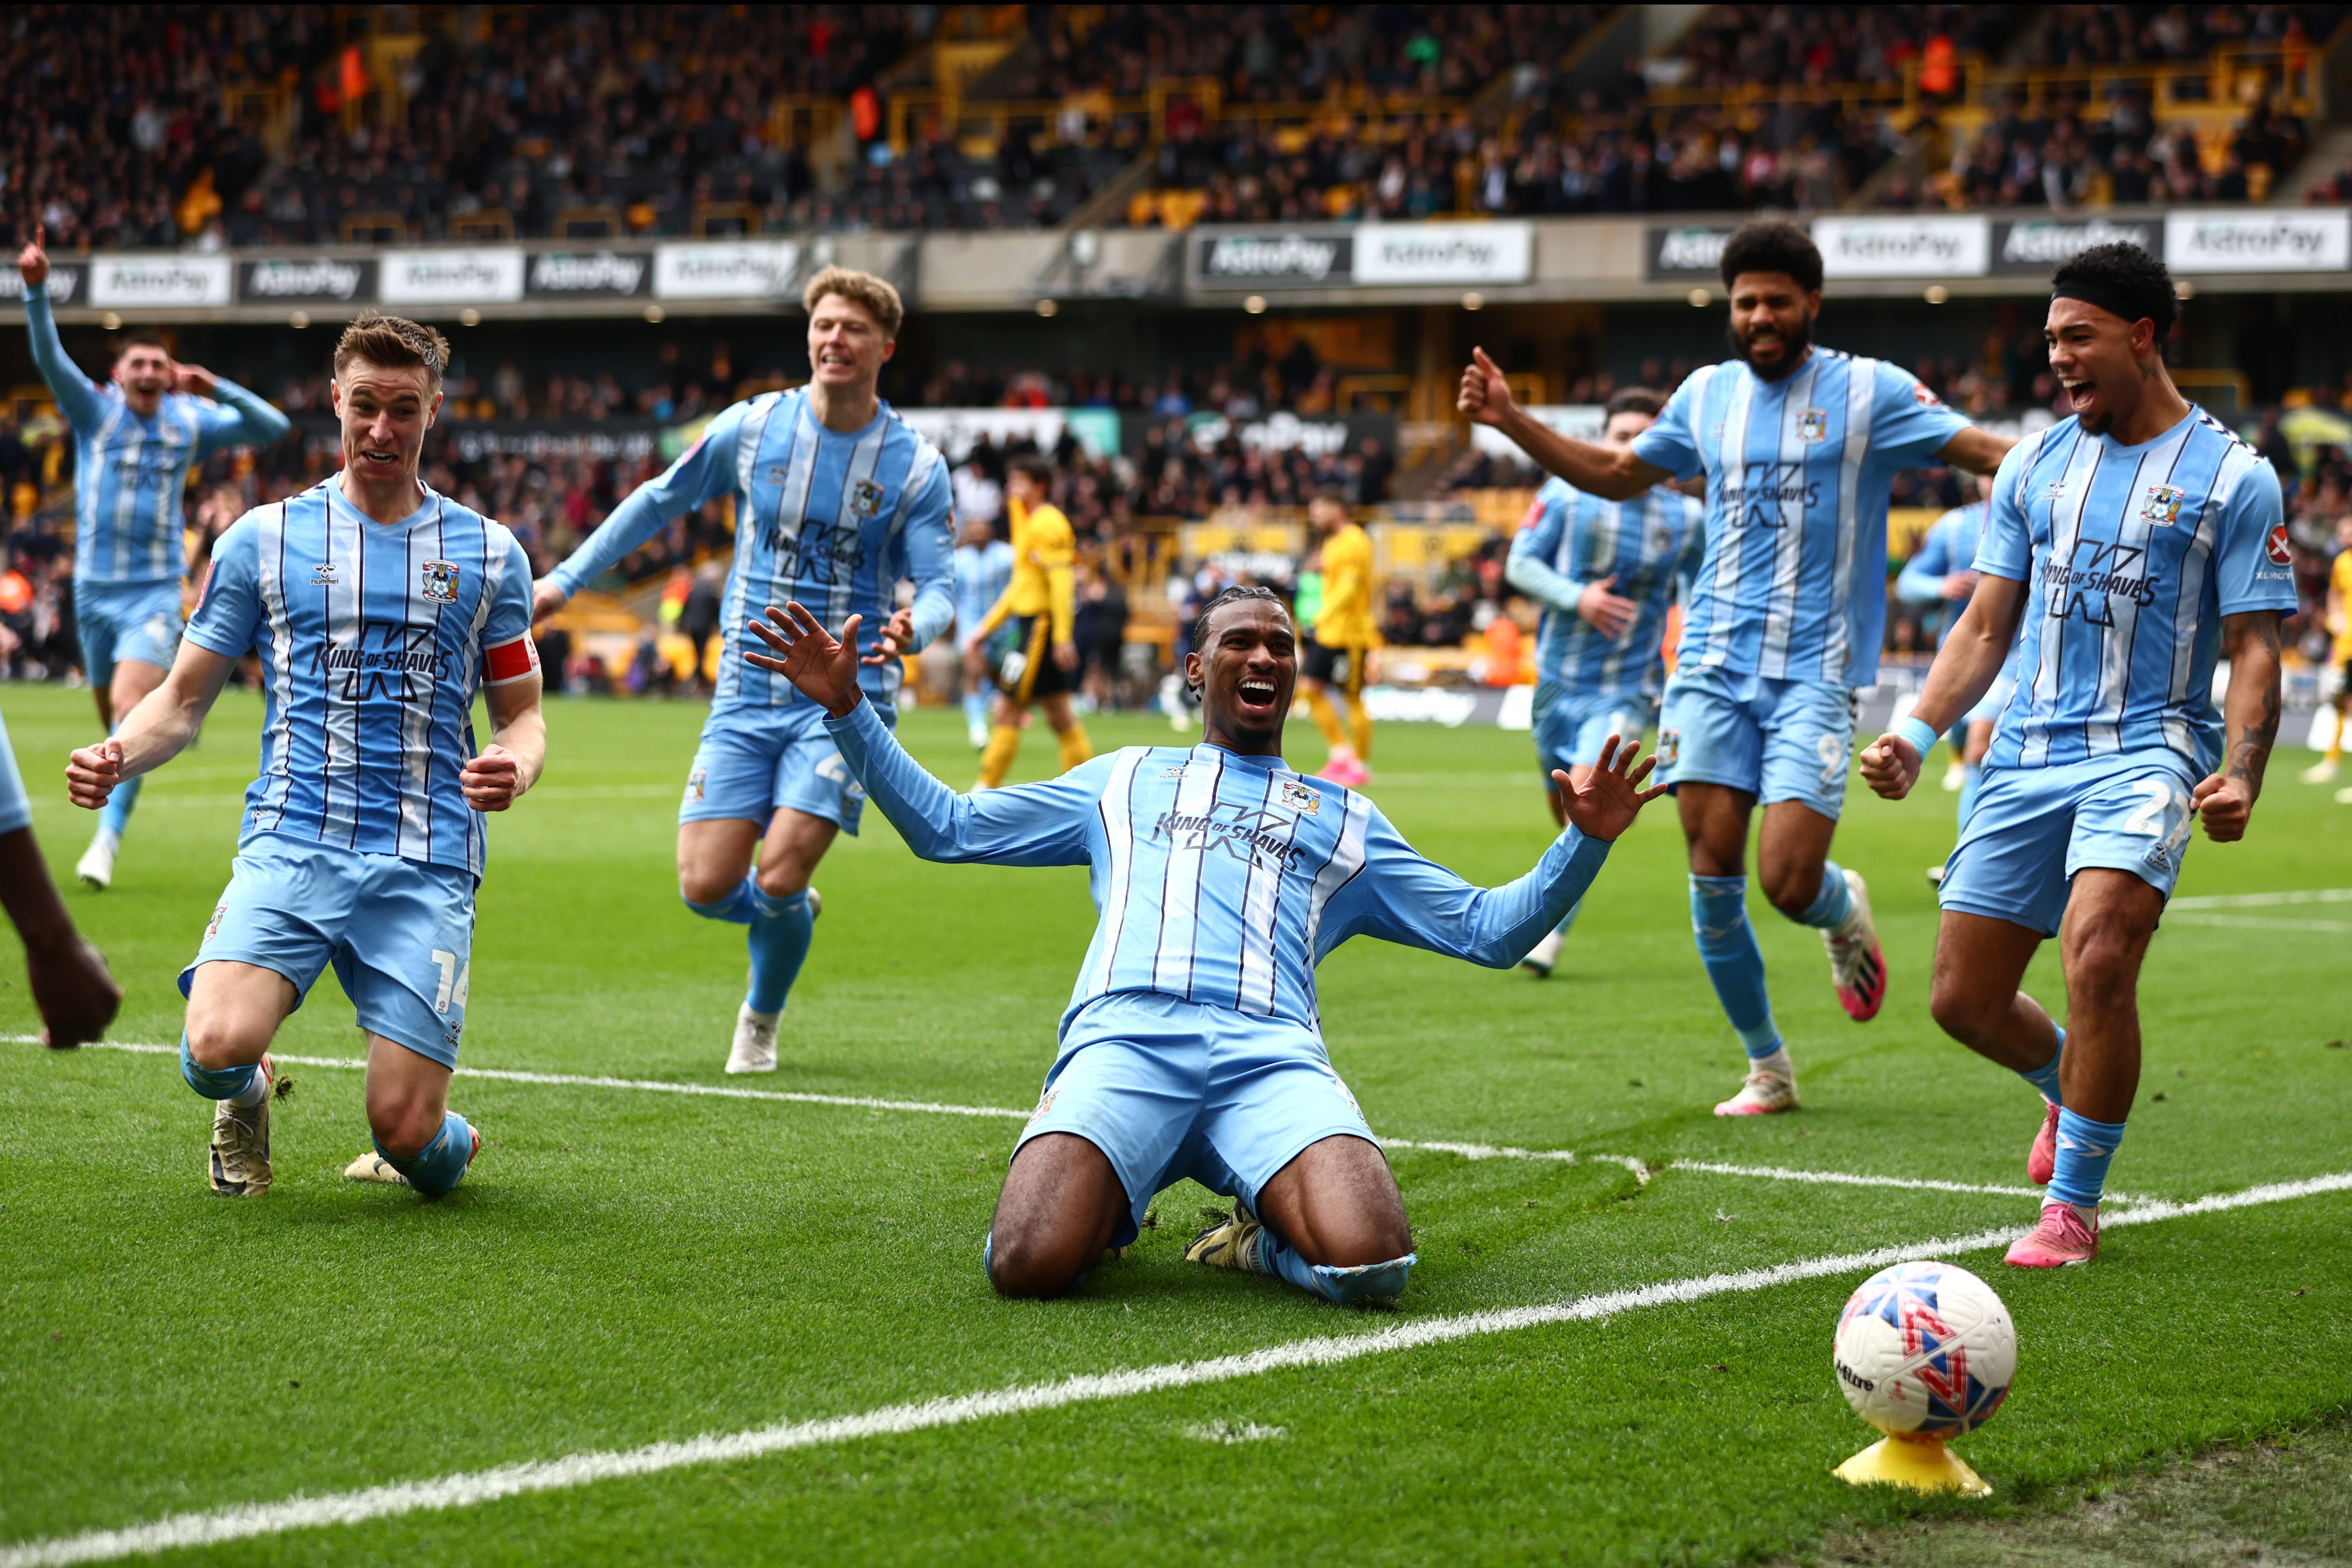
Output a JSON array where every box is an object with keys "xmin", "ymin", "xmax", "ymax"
[
  {"xmin": 1505, "ymin": 387, "xmax": 1702, "ymax": 978},
  {"xmin": 1461, "ymin": 218, "xmax": 2013, "ymax": 1116},
  {"xmin": 973, "ymin": 454, "xmax": 1091, "ymax": 788},
  {"xmin": 954, "ymin": 510, "xmax": 1014, "ymax": 749},
  {"xmin": 18, "ymin": 225, "xmax": 291, "ymax": 892},
  {"xmin": 532, "ymin": 267, "xmax": 953, "ymax": 1076},
  {"xmin": 66, "ymin": 313, "xmax": 545, "ymax": 1199},
  {"xmin": 1297, "ymin": 491, "xmax": 1380, "ymax": 787},
  {"xmin": 747, "ymin": 587, "xmax": 1664, "ymax": 1304},
  {"xmin": 1861, "ymin": 243, "xmax": 2291, "ymax": 1268}
]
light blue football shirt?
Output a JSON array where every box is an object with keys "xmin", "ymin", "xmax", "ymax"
[
  {"xmin": 549, "ymin": 388, "xmax": 954, "ymax": 712},
  {"xmin": 183, "ymin": 481, "xmax": 537, "ymax": 877},
  {"xmin": 1633, "ymin": 349, "xmax": 1970, "ymax": 687},
  {"xmin": 955, "ymin": 538, "xmax": 1014, "ymax": 640},
  {"xmin": 24, "ymin": 283, "xmax": 291, "ymax": 584},
  {"xmin": 1976, "ymin": 408, "xmax": 2292, "ymax": 776},
  {"xmin": 822, "ymin": 699, "xmax": 1611, "ymax": 1045},
  {"xmin": 1506, "ymin": 478, "xmax": 1704, "ymax": 701},
  {"xmin": 1896, "ymin": 501, "xmax": 1990, "ymax": 647}
]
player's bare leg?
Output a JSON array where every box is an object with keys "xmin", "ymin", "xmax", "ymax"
[
  {"xmin": 680, "ymin": 811, "xmax": 833, "ymax": 1074},
  {"xmin": 1189, "ymin": 1134, "xmax": 1415, "ymax": 1301},
  {"xmin": 182, "ymin": 960, "xmax": 294, "ymax": 1196},
  {"xmin": 77, "ymin": 655, "xmax": 168, "ymax": 890},
  {"xmin": 986, "ymin": 1132, "xmax": 1128, "ymax": 1298},
  {"xmin": 1929, "ymin": 910, "xmax": 2067, "ymax": 1184},
  {"xmin": 1757, "ymin": 799, "xmax": 1884, "ymax": 1023}
]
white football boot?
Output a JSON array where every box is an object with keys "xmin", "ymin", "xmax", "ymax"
[
  {"xmin": 723, "ymin": 889, "xmax": 819, "ymax": 1074},
  {"xmin": 1519, "ymin": 928, "xmax": 1565, "ymax": 978},
  {"xmin": 207, "ymin": 1057, "xmax": 275, "ymax": 1195},
  {"xmin": 1821, "ymin": 868, "xmax": 1887, "ymax": 1022},
  {"xmin": 1713, "ymin": 1067, "xmax": 1800, "ymax": 1117},
  {"xmin": 345, "ymin": 1150, "xmax": 410, "ymax": 1185},
  {"xmin": 75, "ymin": 828, "xmax": 120, "ymax": 891}
]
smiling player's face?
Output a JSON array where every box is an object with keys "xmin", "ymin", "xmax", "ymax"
[
  {"xmin": 807, "ymin": 293, "xmax": 893, "ymax": 396},
  {"xmin": 113, "ymin": 344, "xmax": 173, "ymax": 415},
  {"xmin": 1727, "ymin": 271, "xmax": 1819, "ymax": 383},
  {"xmin": 1189, "ymin": 599, "xmax": 1297, "ymax": 756},
  {"xmin": 2044, "ymin": 296, "xmax": 2148, "ymax": 438},
  {"xmin": 332, "ymin": 359, "xmax": 440, "ymax": 493}
]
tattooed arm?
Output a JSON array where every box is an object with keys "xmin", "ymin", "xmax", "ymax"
[{"xmin": 2192, "ymin": 610, "xmax": 2283, "ymax": 842}]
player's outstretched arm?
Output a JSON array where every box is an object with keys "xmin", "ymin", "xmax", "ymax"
[
  {"xmin": 1331, "ymin": 737, "xmax": 1665, "ymax": 969},
  {"xmin": 533, "ymin": 405, "xmax": 743, "ymax": 618},
  {"xmin": 1859, "ymin": 573, "xmax": 2026, "ymax": 801},
  {"xmin": 66, "ymin": 643, "xmax": 237, "ymax": 809},
  {"xmin": 188, "ymin": 365, "xmax": 294, "ymax": 451},
  {"xmin": 18, "ymin": 225, "xmax": 103, "ymax": 430},
  {"xmin": 1933, "ymin": 425, "xmax": 2017, "ymax": 478},
  {"xmin": 747, "ymin": 602, "xmax": 1097, "ymax": 866},
  {"xmin": 2192, "ymin": 610, "xmax": 2282, "ymax": 842},
  {"xmin": 1458, "ymin": 348, "xmax": 1668, "ymax": 502}
]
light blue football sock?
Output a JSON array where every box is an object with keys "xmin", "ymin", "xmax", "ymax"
[
  {"xmin": 745, "ymin": 885, "xmax": 813, "ymax": 1015},
  {"xmin": 1553, "ymin": 897, "xmax": 1583, "ymax": 939},
  {"xmin": 1957, "ymin": 762, "xmax": 1983, "ymax": 830},
  {"xmin": 179, "ymin": 1032, "xmax": 258, "ymax": 1102},
  {"xmin": 683, "ymin": 874, "xmax": 760, "ymax": 926},
  {"xmin": 2019, "ymin": 1023, "xmax": 2065, "ymax": 1105},
  {"xmin": 375, "ymin": 1111, "xmax": 475, "ymax": 1198},
  {"xmin": 1690, "ymin": 876, "xmax": 1783, "ymax": 1059},
  {"xmin": 1257, "ymin": 1228, "xmax": 1416, "ymax": 1304},
  {"xmin": 2048, "ymin": 1107, "xmax": 2125, "ymax": 1209},
  {"xmin": 97, "ymin": 768, "xmax": 142, "ymax": 840},
  {"xmin": 1794, "ymin": 859, "xmax": 1853, "ymax": 929},
  {"xmin": 962, "ymin": 689, "xmax": 989, "ymax": 730}
]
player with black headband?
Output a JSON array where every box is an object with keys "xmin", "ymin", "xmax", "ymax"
[{"xmin": 1860, "ymin": 242, "xmax": 2292, "ymax": 1268}]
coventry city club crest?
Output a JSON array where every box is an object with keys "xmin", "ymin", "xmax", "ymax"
[
  {"xmin": 1795, "ymin": 407, "xmax": 1828, "ymax": 443},
  {"xmin": 421, "ymin": 559, "xmax": 461, "ymax": 603},
  {"xmin": 1280, "ymin": 779, "xmax": 1322, "ymax": 816},
  {"xmin": 2141, "ymin": 484, "xmax": 2186, "ymax": 527},
  {"xmin": 849, "ymin": 478, "xmax": 885, "ymax": 519}
]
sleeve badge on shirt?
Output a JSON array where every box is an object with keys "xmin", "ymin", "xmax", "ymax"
[
  {"xmin": 2140, "ymin": 484, "xmax": 2186, "ymax": 527},
  {"xmin": 1796, "ymin": 408, "xmax": 1829, "ymax": 443},
  {"xmin": 2266, "ymin": 524, "xmax": 2293, "ymax": 567},
  {"xmin": 850, "ymin": 478, "xmax": 886, "ymax": 519},
  {"xmin": 1280, "ymin": 779, "xmax": 1322, "ymax": 815},
  {"xmin": 421, "ymin": 559, "xmax": 461, "ymax": 603},
  {"xmin": 1913, "ymin": 382, "xmax": 1943, "ymax": 406}
]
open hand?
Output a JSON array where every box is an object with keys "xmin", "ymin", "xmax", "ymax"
[
  {"xmin": 27, "ymin": 930, "xmax": 121, "ymax": 1049},
  {"xmin": 1857, "ymin": 732, "xmax": 1922, "ymax": 800},
  {"xmin": 65, "ymin": 738, "xmax": 123, "ymax": 810},
  {"xmin": 863, "ymin": 605, "xmax": 917, "ymax": 666},
  {"xmin": 18, "ymin": 224, "xmax": 47, "ymax": 288},
  {"xmin": 1457, "ymin": 346, "xmax": 1514, "ymax": 427},
  {"xmin": 462, "ymin": 743, "xmax": 525, "ymax": 811},
  {"xmin": 1553, "ymin": 735, "xmax": 1666, "ymax": 841},
  {"xmin": 1577, "ymin": 575, "xmax": 1637, "ymax": 640},
  {"xmin": 2190, "ymin": 771, "xmax": 2254, "ymax": 841},
  {"xmin": 172, "ymin": 362, "xmax": 218, "ymax": 398},
  {"xmin": 530, "ymin": 577, "xmax": 569, "ymax": 622},
  {"xmin": 746, "ymin": 601, "xmax": 866, "ymax": 718}
]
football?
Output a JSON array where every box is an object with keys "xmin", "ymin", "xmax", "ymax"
[{"xmin": 1833, "ymin": 1262, "xmax": 2017, "ymax": 1438}]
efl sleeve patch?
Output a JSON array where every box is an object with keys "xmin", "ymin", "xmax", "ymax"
[{"xmin": 483, "ymin": 634, "xmax": 540, "ymax": 686}]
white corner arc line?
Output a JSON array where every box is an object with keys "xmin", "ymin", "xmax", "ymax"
[{"xmin": 7, "ymin": 1170, "xmax": 2347, "ymax": 1568}]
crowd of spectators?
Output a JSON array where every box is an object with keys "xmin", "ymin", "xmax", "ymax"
[{"xmin": 1664, "ymin": 6, "xmax": 2015, "ymax": 92}]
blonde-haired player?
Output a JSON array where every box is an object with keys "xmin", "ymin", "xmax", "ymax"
[
  {"xmin": 974, "ymin": 453, "xmax": 1092, "ymax": 787},
  {"xmin": 1299, "ymin": 491, "xmax": 1379, "ymax": 786}
]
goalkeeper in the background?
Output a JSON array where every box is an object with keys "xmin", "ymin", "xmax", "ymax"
[
  {"xmin": 974, "ymin": 454, "xmax": 1091, "ymax": 788},
  {"xmin": 1298, "ymin": 491, "xmax": 1379, "ymax": 786}
]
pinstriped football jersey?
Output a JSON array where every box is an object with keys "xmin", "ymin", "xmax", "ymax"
[
  {"xmin": 1509, "ymin": 478, "xmax": 1704, "ymax": 701},
  {"xmin": 1633, "ymin": 349, "xmax": 1971, "ymax": 687},
  {"xmin": 183, "ymin": 481, "xmax": 537, "ymax": 877},
  {"xmin": 1976, "ymin": 408, "xmax": 2292, "ymax": 775},
  {"xmin": 547, "ymin": 388, "xmax": 955, "ymax": 712}
]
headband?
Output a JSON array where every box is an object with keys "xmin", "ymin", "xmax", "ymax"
[{"xmin": 2051, "ymin": 279, "xmax": 2159, "ymax": 327}]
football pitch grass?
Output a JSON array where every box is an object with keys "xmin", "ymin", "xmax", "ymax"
[{"xmin": 3, "ymin": 683, "xmax": 2348, "ymax": 1566}]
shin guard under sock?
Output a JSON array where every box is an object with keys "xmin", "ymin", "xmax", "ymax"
[
  {"xmin": 745, "ymin": 886, "xmax": 814, "ymax": 1014},
  {"xmin": 376, "ymin": 1111, "xmax": 475, "ymax": 1198},
  {"xmin": 1689, "ymin": 876, "xmax": 1783, "ymax": 1059},
  {"xmin": 684, "ymin": 875, "xmax": 760, "ymax": 926},
  {"xmin": 98, "ymin": 768, "xmax": 142, "ymax": 840}
]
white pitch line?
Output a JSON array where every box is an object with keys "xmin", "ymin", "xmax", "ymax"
[
  {"xmin": 2168, "ymin": 887, "xmax": 2352, "ymax": 910},
  {"xmin": 7, "ymin": 1169, "xmax": 2347, "ymax": 1568},
  {"xmin": 1384, "ymin": 1138, "xmax": 1652, "ymax": 1183},
  {"xmin": 2164, "ymin": 913, "xmax": 2352, "ymax": 935}
]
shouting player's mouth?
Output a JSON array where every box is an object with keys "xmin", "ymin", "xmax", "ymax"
[{"xmin": 1234, "ymin": 672, "xmax": 1281, "ymax": 723}]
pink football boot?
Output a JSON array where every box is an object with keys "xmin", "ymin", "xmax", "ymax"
[
  {"xmin": 2027, "ymin": 1101, "xmax": 2061, "ymax": 1186},
  {"xmin": 2004, "ymin": 1202, "xmax": 2099, "ymax": 1268}
]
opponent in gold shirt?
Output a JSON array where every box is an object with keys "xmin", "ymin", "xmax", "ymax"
[
  {"xmin": 2307, "ymin": 515, "xmax": 2352, "ymax": 781},
  {"xmin": 975, "ymin": 455, "xmax": 1093, "ymax": 787},
  {"xmin": 1298, "ymin": 492, "xmax": 1380, "ymax": 784}
]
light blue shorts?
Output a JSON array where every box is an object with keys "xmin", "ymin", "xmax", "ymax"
[
  {"xmin": 1016, "ymin": 993, "xmax": 1381, "ymax": 1251},
  {"xmin": 1938, "ymin": 752, "xmax": 2196, "ymax": 937},
  {"xmin": 1531, "ymin": 683, "xmax": 1655, "ymax": 777},
  {"xmin": 180, "ymin": 834, "xmax": 477, "ymax": 1067},
  {"xmin": 74, "ymin": 578, "xmax": 183, "ymax": 687},
  {"xmin": 1657, "ymin": 664, "xmax": 1857, "ymax": 818},
  {"xmin": 679, "ymin": 696, "xmax": 887, "ymax": 833}
]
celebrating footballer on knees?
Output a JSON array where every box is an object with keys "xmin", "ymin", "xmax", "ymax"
[
  {"xmin": 18, "ymin": 224, "xmax": 292, "ymax": 894},
  {"xmin": 530, "ymin": 267, "xmax": 956, "ymax": 1077},
  {"xmin": 1461, "ymin": 218, "xmax": 2015, "ymax": 1118},
  {"xmin": 1859, "ymin": 243, "xmax": 2293, "ymax": 1270},
  {"xmin": 972, "ymin": 453, "xmax": 1093, "ymax": 789},
  {"xmin": 1503, "ymin": 387, "xmax": 1703, "ymax": 979},
  {"xmin": 744, "ymin": 586, "xmax": 1665, "ymax": 1304},
  {"xmin": 65, "ymin": 314, "xmax": 547, "ymax": 1200},
  {"xmin": 1297, "ymin": 491, "xmax": 1380, "ymax": 788}
]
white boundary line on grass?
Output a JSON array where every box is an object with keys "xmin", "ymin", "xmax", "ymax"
[
  {"xmin": 2167, "ymin": 888, "xmax": 2352, "ymax": 909},
  {"xmin": 5, "ymin": 1169, "xmax": 2347, "ymax": 1568}
]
